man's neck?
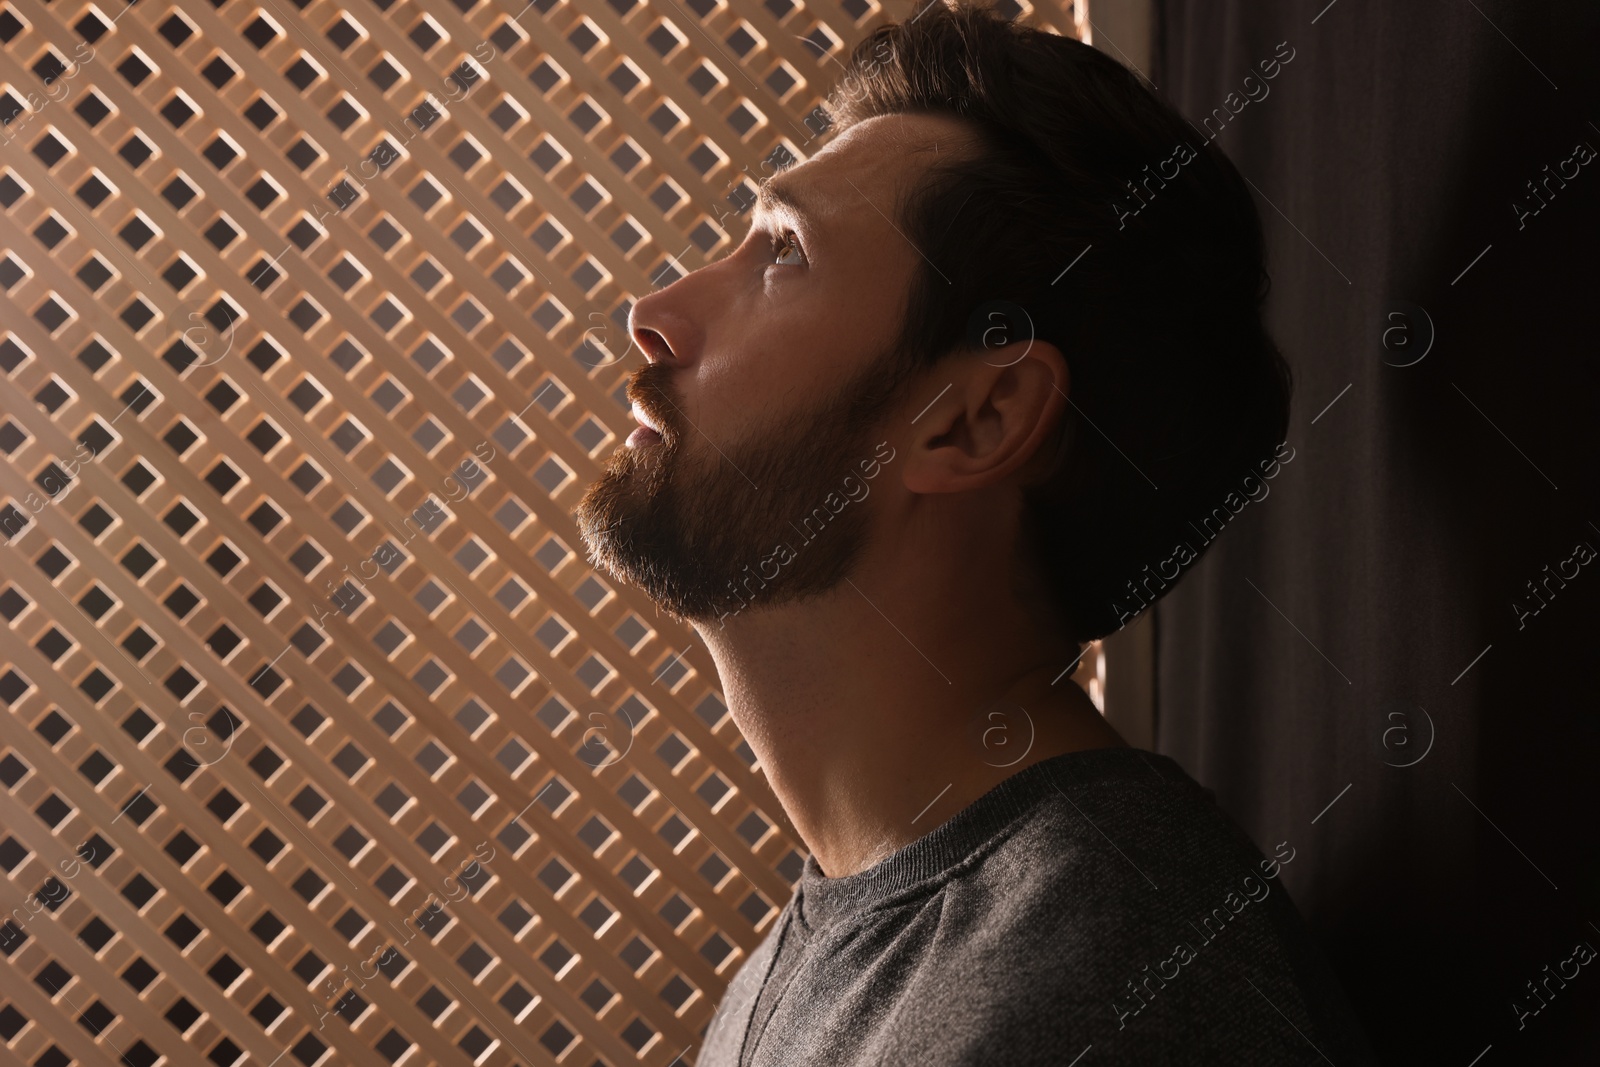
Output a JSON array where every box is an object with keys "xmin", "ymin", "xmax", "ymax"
[{"xmin": 693, "ymin": 579, "xmax": 1127, "ymax": 879}]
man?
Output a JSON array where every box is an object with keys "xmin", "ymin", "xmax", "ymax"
[{"xmin": 574, "ymin": 2, "xmax": 1377, "ymax": 1063}]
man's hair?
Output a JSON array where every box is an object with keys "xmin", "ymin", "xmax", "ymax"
[{"xmin": 822, "ymin": 0, "xmax": 1293, "ymax": 643}]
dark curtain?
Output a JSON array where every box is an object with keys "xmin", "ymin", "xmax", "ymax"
[{"xmin": 1150, "ymin": 1, "xmax": 1600, "ymax": 1062}]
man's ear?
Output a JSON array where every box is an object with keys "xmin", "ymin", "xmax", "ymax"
[{"xmin": 902, "ymin": 340, "xmax": 1069, "ymax": 494}]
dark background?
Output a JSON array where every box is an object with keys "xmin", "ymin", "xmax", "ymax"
[{"xmin": 1151, "ymin": 1, "xmax": 1600, "ymax": 1062}]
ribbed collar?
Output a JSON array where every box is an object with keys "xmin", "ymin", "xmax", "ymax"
[{"xmin": 794, "ymin": 746, "xmax": 1183, "ymax": 931}]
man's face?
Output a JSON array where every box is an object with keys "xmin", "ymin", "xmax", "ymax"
[{"xmin": 575, "ymin": 113, "xmax": 977, "ymax": 624}]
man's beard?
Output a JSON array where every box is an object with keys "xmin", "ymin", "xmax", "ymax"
[{"xmin": 575, "ymin": 352, "xmax": 909, "ymax": 625}]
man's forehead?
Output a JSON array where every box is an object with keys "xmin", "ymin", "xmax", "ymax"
[
  {"xmin": 823, "ymin": 110, "xmax": 976, "ymax": 159},
  {"xmin": 755, "ymin": 114, "xmax": 971, "ymax": 226}
]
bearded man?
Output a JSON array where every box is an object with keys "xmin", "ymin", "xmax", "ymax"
[{"xmin": 574, "ymin": 3, "xmax": 1377, "ymax": 1063}]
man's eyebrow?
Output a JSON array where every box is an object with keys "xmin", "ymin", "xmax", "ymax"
[{"xmin": 753, "ymin": 175, "xmax": 825, "ymax": 234}]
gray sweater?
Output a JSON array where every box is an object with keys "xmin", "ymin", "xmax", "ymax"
[{"xmin": 696, "ymin": 747, "xmax": 1379, "ymax": 1066}]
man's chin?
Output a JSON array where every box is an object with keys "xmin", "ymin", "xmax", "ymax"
[
  {"xmin": 574, "ymin": 524, "xmax": 723, "ymax": 626},
  {"xmin": 574, "ymin": 471, "xmax": 651, "ymax": 564},
  {"xmin": 576, "ymin": 466, "xmax": 684, "ymax": 593}
]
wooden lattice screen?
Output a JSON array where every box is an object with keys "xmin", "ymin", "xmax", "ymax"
[{"xmin": 0, "ymin": 0, "xmax": 1085, "ymax": 1063}]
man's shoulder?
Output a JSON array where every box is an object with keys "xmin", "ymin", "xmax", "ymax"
[
  {"xmin": 942, "ymin": 747, "xmax": 1312, "ymax": 982},
  {"xmin": 960, "ymin": 746, "xmax": 1280, "ymax": 912},
  {"xmin": 902, "ymin": 748, "xmax": 1378, "ymax": 1065},
  {"xmin": 700, "ymin": 748, "xmax": 1379, "ymax": 1067}
]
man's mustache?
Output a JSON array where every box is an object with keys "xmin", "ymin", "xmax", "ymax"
[{"xmin": 625, "ymin": 364, "xmax": 681, "ymax": 441}]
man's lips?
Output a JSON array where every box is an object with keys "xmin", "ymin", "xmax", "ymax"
[
  {"xmin": 627, "ymin": 401, "xmax": 666, "ymax": 447},
  {"xmin": 627, "ymin": 425, "xmax": 663, "ymax": 447}
]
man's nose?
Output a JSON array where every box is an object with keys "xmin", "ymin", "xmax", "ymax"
[
  {"xmin": 628, "ymin": 267, "xmax": 711, "ymax": 367},
  {"xmin": 630, "ymin": 320, "xmax": 679, "ymax": 366}
]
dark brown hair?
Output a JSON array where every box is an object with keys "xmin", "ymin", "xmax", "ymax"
[{"xmin": 823, "ymin": 0, "xmax": 1292, "ymax": 642}]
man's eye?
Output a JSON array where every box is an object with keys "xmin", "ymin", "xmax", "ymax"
[{"xmin": 771, "ymin": 229, "xmax": 805, "ymax": 266}]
